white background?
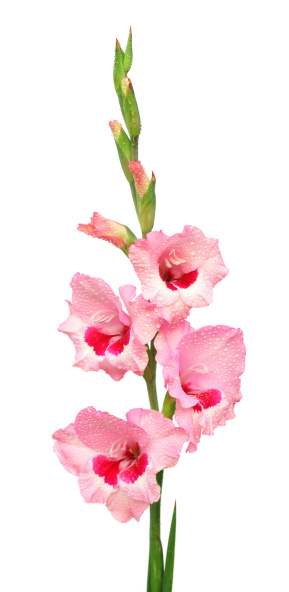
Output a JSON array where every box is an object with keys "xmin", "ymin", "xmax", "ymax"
[{"xmin": 1, "ymin": 1, "xmax": 288, "ymax": 591}]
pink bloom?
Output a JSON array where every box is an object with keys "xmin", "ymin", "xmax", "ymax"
[
  {"xmin": 59, "ymin": 273, "xmax": 148, "ymax": 381},
  {"xmin": 77, "ymin": 212, "xmax": 136, "ymax": 251},
  {"xmin": 159, "ymin": 324, "xmax": 246, "ymax": 452},
  {"xmin": 129, "ymin": 226, "xmax": 229, "ymax": 323},
  {"xmin": 52, "ymin": 406, "xmax": 187, "ymax": 523}
]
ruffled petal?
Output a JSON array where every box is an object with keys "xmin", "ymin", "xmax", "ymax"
[
  {"xmin": 52, "ymin": 423, "xmax": 94, "ymax": 476},
  {"xmin": 106, "ymin": 490, "xmax": 149, "ymax": 523},
  {"xmin": 126, "ymin": 408, "xmax": 187, "ymax": 472},
  {"xmin": 155, "ymin": 320, "xmax": 194, "ymax": 366},
  {"xmin": 74, "ymin": 407, "xmax": 148, "ymax": 453}
]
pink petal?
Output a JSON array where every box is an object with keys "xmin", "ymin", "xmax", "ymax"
[
  {"xmin": 70, "ymin": 273, "xmax": 130, "ymax": 328},
  {"xmin": 119, "ymin": 467, "xmax": 160, "ymax": 504},
  {"xmin": 105, "ymin": 331, "xmax": 148, "ymax": 376},
  {"xmin": 155, "ymin": 320, "xmax": 194, "ymax": 366},
  {"xmin": 178, "ymin": 326, "xmax": 246, "ymax": 405},
  {"xmin": 78, "ymin": 462, "xmax": 113, "ymax": 503},
  {"xmin": 74, "ymin": 407, "xmax": 148, "ymax": 453},
  {"xmin": 126, "ymin": 408, "xmax": 187, "ymax": 472},
  {"xmin": 106, "ymin": 490, "xmax": 149, "ymax": 523},
  {"xmin": 52, "ymin": 423, "xmax": 94, "ymax": 476},
  {"xmin": 175, "ymin": 402, "xmax": 201, "ymax": 453},
  {"xmin": 119, "ymin": 284, "xmax": 162, "ymax": 344}
]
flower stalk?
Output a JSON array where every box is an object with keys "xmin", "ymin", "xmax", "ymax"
[{"xmin": 144, "ymin": 340, "xmax": 164, "ymax": 591}]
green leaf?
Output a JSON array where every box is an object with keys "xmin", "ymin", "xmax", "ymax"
[{"xmin": 163, "ymin": 503, "xmax": 177, "ymax": 592}]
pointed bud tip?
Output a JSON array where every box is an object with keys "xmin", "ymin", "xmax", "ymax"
[
  {"xmin": 151, "ymin": 172, "xmax": 156, "ymax": 181},
  {"xmin": 109, "ymin": 120, "xmax": 122, "ymax": 140},
  {"xmin": 116, "ymin": 38, "xmax": 120, "ymax": 48}
]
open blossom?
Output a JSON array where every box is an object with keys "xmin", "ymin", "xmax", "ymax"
[
  {"xmin": 78, "ymin": 212, "xmax": 136, "ymax": 251},
  {"xmin": 59, "ymin": 273, "xmax": 148, "ymax": 381},
  {"xmin": 156, "ymin": 324, "xmax": 246, "ymax": 452},
  {"xmin": 52, "ymin": 406, "xmax": 187, "ymax": 523},
  {"xmin": 129, "ymin": 226, "xmax": 229, "ymax": 324}
]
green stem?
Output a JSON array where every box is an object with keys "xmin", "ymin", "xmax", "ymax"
[
  {"xmin": 143, "ymin": 340, "xmax": 159, "ymax": 411},
  {"xmin": 131, "ymin": 135, "xmax": 139, "ymax": 161},
  {"xmin": 144, "ymin": 340, "xmax": 164, "ymax": 592},
  {"xmin": 147, "ymin": 471, "xmax": 164, "ymax": 592},
  {"xmin": 129, "ymin": 181, "xmax": 139, "ymax": 217}
]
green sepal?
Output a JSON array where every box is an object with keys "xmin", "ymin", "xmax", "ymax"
[
  {"xmin": 123, "ymin": 225, "xmax": 137, "ymax": 248},
  {"xmin": 124, "ymin": 27, "xmax": 133, "ymax": 74},
  {"xmin": 113, "ymin": 39, "xmax": 125, "ymax": 94},
  {"xmin": 121, "ymin": 78, "xmax": 141, "ymax": 139},
  {"xmin": 161, "ymin": 391, "xmax": 176, "ymax": 420},
  {"xmin": 163, "ymin": 503, "xmax": 177, "ymax": 592},
  {"xmin": 120, "ymin": 226, "xmax": 137, "ymax": 256},
  {"xmin": 139, "ymin": 173, "xmax": 156, "ymax": 237},
  {"xmin": 114, "ymin": 126, "xmax": 133, "ymax": 183}
]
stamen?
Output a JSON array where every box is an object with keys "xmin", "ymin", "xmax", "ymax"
[{"xmin": 89, "ymin": 311, "xmax": 115, "ymax": 324}]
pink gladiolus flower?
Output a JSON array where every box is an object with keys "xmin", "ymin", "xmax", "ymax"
[
  {"xmin": 129, "ymin": 226, "xmax": 229, "ymax": 324},
  {"xmin": 59, "ymin": 273, "xmax": 148, "ymax": 381},
  {"xmin": 78, "ymin": 212, "xmax": 135, "ymax": 251},
  {"xmin": 157, "ymin": 324, "xmax": 246, "ymax": 452},
  {"xmin": 52, "ymin": 406, "xmax": 187, "ymax": 522}
]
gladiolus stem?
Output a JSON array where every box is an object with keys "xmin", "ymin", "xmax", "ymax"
[
  {"xmin": 144, "ymin": 340, "xmax": 164, "ymax": 592},
  {"xmin": 147, "ymin": 471, "xmax": 164, "ymax": 592},
  {"xmin": 129, "ymin": 181, "xmax": 139, "ymax": 216},
  {"xmin": 143, "ymin": 340, "xmax": 159, "ymax": 412},
  {"xmin": 131, "ymin": 136, "xmax": 139, "ymax": 162}
]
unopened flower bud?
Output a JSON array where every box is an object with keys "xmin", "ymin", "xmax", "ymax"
[
  {"xmin": 139, "ymin": 172, "xmax": 156, "ymax": 237},
  {"xmin": 121, "ymin": 77, "xmax": 141, "ymax": 139},
  {"xmin": 113, "ymin": 39, "xmax": 125, "ymax": 95},
  {"xmin": 129, "ymin": 161, "xmax": 150, "ymax": 197},
  {"xmin": 123, "ymin": 27, "xmax": 133, "ymax": 75},
  {"xmin": 78, "ymin": 212, "xmax": 137, "ymax": 254},
  {"xmin": 129, "ymin": 161, "xmax": 156, "ymax": 236},
  {"xmin": 109, "ymin": 120, "xmax": 133, "ymax": 183}
]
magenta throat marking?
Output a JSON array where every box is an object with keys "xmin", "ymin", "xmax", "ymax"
[
  {"xmin": 92, "ymin": 443, "xmax": 148, "ymax": 486},
  {"xmin": 182, "ymin": 383, "xmax": 222, "ymax": 413},
  {"xmin": 84, "ymin": 325, "xmax": 131, "ymax": 357}
]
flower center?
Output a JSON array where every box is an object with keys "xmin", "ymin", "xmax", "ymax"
[
  {"xmin": 159, "ymin": 250, "xmax": 198, "ymax": 291},
  {"xmin": 92, "ymin": 441, "xmax": 148, "ymax": 486},
  {"xmin": 182, "ymin": 383, "xmax": 222, "ymax": 413},
  {"xmin": 84, "ymin": 325, "xmax": 131, "ymax": 356}
]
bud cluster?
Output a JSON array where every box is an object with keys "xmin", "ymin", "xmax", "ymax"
[{"xmin": 110, "ymin": 28, "xmax": 156, "ymax": 238}]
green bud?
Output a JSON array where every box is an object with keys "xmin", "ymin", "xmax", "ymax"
[
  {"xmin": 161, "ymin": 391, "xmax": 176, "ymax": 420},
  {"xmin": 123, "ymin": 27, "xmax": 133, "ymax": 75},
  {"xmin": 109, "ymin": 120, "xmax": 133, "ymax": 182},
  {"xmin": 139, "ymin": 172, "xmax": 156, "ymax": 237},
  {"xmin": 121, "ymin": 77, "xmax": 141, "ymax": 139},
  {"xmin": 113, "ymin": 39, "xmax": 125, "ymax": 94}
]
